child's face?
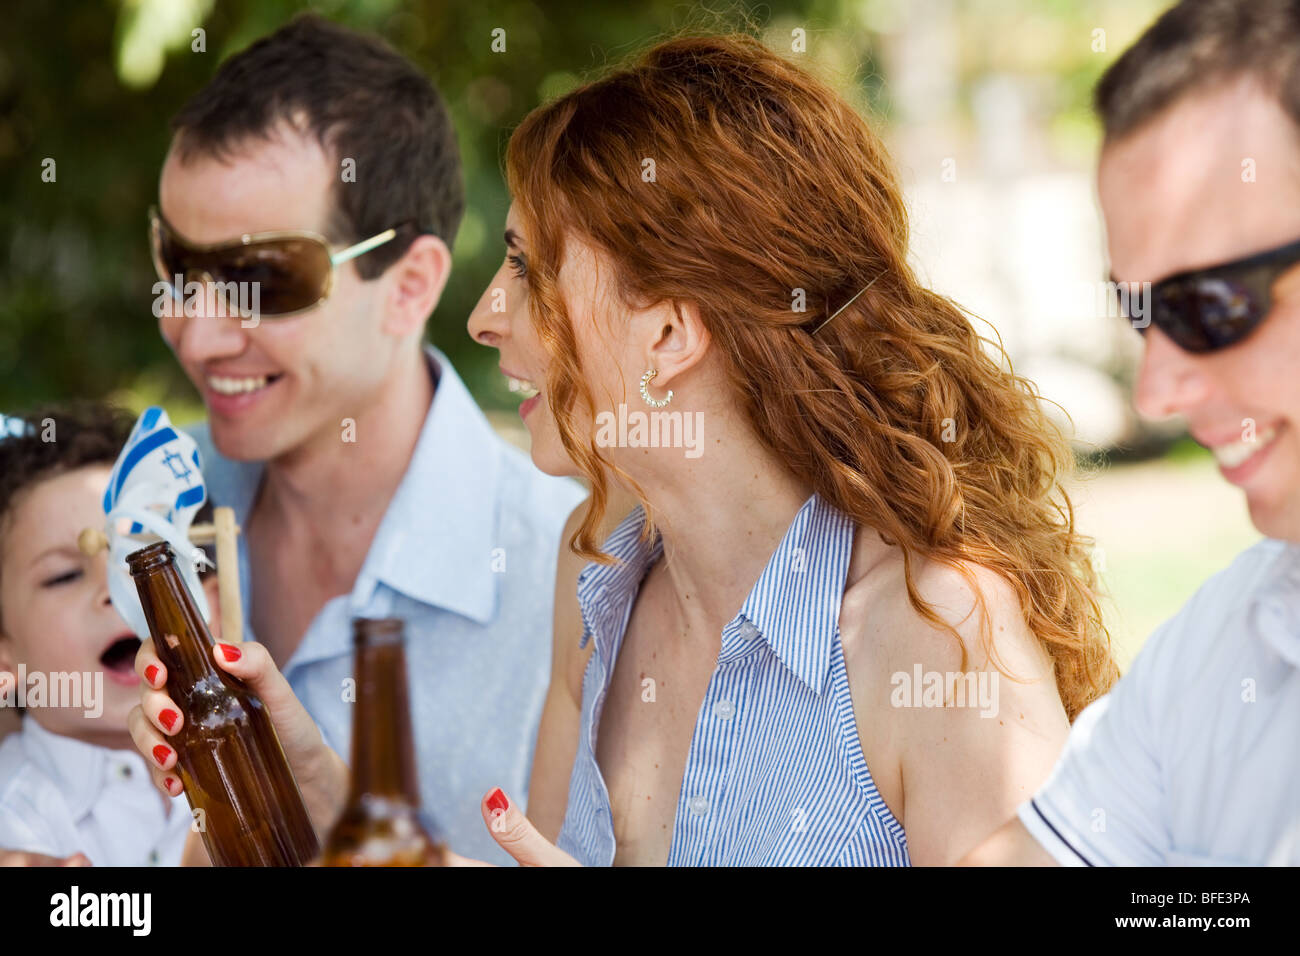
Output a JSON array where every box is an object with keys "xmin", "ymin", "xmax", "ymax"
[{"xmin": 0, "ymin": 466, "xmax": 140, "ymax": 744}]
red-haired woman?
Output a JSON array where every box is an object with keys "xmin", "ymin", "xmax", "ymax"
[{"xmin": 460, "ymin": 32, "xmax": 1118, "ymax": 866}]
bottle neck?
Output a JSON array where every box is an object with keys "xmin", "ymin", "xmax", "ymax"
[
  {"xmin": 348, "ymin": 638, "xmax": 420, "ymax": 804},
  {"xmin": 130, "ymin": 550, "xmax": 223, "ymax": 686}
]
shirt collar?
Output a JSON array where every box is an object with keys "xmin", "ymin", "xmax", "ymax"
[
  {"xmin": 355, "ymin": 347, "xmax": 501, "ymax": 623},
  {"xmin": 20, "ymin": 719, "xmax": 107, "ymax": 820},
  {"xmin": 576, "ymin": 492, "xmax": 853, "ymax": 695},
  {"xmin": 735, "ymin": 493, "xmax": 854, "ymax": 694},
  {"xmin": 1248, "ymin": 540, "xmax": 1300, "ymax": 668},
  {"xmin": 198, "ymin": 346, "xmax": 501, "ymax": 625},
  {"xmin": 576, "ymin": 504, "xmax": 662, "ymax": 654}
]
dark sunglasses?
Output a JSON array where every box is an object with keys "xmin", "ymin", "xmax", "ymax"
[
  {"xmin": 1113, "ymin": 236, "xmax": 1300, "ymax": 353},
  {"xmin": 149, "ymin": 206, "xmax": 417, "ymax": 318}
]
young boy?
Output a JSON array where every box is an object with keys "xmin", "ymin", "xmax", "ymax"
[{"xmin": 0, "ymin": 403, "xmax": 220, "ymax": 866}]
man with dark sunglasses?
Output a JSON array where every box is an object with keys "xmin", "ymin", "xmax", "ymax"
[
  {"xmin": 964, "ymin": 0, "xmax": 1300, "ymax": 866},
  {"xmin": 126, "ymin": 15, "xmax": 587, "ymax": 866}
]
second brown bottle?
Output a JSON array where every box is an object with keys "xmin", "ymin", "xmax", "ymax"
[{"xmin": 319, "ymin": 617, "xmax": 448, "ymax": 866}]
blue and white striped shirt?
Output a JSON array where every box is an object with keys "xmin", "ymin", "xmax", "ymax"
[{"xmin": 557, "ymin": 492, "xmax": 911, "ymax": 866}]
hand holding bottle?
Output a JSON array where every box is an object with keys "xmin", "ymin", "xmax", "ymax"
[{"xmin": 127, "ymin": 634, "xmax": 348, "ymax": 849}]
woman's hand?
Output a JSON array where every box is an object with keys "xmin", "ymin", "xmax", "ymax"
[
  {"xmin": 444, "ymin": 788, "xmax": 581, "ymax": 866},
  {"xmin": 0, "ymin": 850, "xmax": 91, "ymax": 867},
  {"xmin": 127, "ymin": 637, "xmax": 349, "ymax": 843}
]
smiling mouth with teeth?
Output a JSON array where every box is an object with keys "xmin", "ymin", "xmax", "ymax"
[
  {"xmin": 507, "ymin": 376, "xmax": 540, "ymax": 399},
  {"xmin": 1212, "ymin": 424, "xmax": 1280, "ymax": 469},
  {"xmin": 207, "ymin": 373, "xmax": 283, "ymax": 395}
]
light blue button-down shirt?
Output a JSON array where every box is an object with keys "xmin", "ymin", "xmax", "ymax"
[
  {"xmin": 190, "ymin": 346, "xmax": 586, "ymax": 865},
  {"xmin": 558, "ymin": 492, "xmax": 910, "ymax": 865}
]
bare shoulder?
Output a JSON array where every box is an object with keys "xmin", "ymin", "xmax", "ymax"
[
  {"xmin": 838, "ymin": 526, "xmax": 1071, "ymax": 862},
  {"xmin": 552, "ymin": 486, "xmax": 642, "ymax": 703},
  {"xmin": 839, "ymin": 526, "xmax": 1056, "ymax": 685}
]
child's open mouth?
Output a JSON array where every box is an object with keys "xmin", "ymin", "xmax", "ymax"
[{"xmin": 99, "ymin": 633, "xmax": 142, "ymax": 687}]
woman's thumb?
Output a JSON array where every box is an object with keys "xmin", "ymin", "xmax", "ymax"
[{"xmin": 480, "ymin": 788, "xmax": 580, "ymax": 867}]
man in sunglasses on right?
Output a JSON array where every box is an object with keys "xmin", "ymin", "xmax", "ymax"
[{"xmin": 963, "ymin": 0, "xmax": 1300, "ymax": 866}]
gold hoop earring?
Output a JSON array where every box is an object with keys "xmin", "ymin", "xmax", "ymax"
[{"xmin": 639, "ymin": 368, "xmax": 673, "ymax": 408}]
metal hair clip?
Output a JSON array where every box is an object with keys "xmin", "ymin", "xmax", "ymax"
[{"xmin": 811, "ymin": 273, "xmax": 881, "ymax": 335}]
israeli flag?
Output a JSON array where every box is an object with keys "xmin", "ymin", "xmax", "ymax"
[{"xmin": 103, "ymin": 406, "xmax": 212, "ymax": 641}]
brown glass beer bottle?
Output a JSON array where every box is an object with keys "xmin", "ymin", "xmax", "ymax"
[
  {"xmin": 127, "ymin": 541, "xmax": 320, "ymax": 866},
  {"xmin": 319, "ymin": 617, "xmax": 448, "ymax": 866}
]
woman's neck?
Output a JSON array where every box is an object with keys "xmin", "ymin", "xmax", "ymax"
[{"xmin": 624, "ymin": 409, "xmax": 813, "ymax": 636}]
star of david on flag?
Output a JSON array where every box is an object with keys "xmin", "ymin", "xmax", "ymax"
[{"xmin": 102, "ymin": 406, "xmax": 212, "ymax": 641}]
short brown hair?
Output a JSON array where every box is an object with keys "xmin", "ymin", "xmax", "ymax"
[
  {"xmin": 1096, "ymin": 0, "xmax": 1300, "ymax": 140},
  {"xmin": 0, "ymin": 403, "xmax": 132, "ymax": 532},
  {"xmin": 0, "ymin": 402, "xmax": 134, "ymax": 631},
  {"xmin": 169, "ymin": 13, "xmax": 464, "ymax": 279}
]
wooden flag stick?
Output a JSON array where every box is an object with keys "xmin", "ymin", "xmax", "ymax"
[
  {"xmin": 78, "ymin": 522, "xmax": 231, "ymax": 554},
  {"xmin": 78, "ymin": 510, "xmax": 244, "ymax": 643},
  {"xmin": 213, "ymin": 506, "xmax": 243, "ymax": 644}
]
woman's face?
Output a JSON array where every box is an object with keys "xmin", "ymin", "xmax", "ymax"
[{"xmin": 468, "ymin": 203, "xmax": 646, "ymax": 478}]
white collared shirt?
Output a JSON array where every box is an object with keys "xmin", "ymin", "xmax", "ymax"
[
  {"xmin": 0, "ymin": 718, "xmax": 193, "ymax": 866},
  {"xmin": 1019, "ymin": 538, "xmax": 1300, "ymax": 866}
]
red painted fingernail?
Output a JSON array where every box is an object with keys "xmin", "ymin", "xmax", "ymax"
[
  {"xmin": 159, "ymin": 709, "xmax": 179, "ymax": 731},
  {"xmin": 218, "ymin": 643, "xmax": 241, "ymax": 662},
  {"xmin": 144, "ymin": 665, "xmax": 159, "ymax": 684},
  {"xmin": 164, "ymin": 777, "xmax": 177, "ymax": 792},
  {"xmin": 486, "ymin": 787, "xmax": 509, "ymax": 814},
  {"xmin": 152, "ymin": 744, "xmax": 172, "ymax": 766}
]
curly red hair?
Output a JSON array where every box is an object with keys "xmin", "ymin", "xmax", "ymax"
[{"xmin": 505, "ymin": 32, "xmax": 1118, "ymax": 719}]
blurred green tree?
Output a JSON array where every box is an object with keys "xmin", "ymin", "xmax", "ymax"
[
  {"xmin": 0, "ymin": 0, "xmax": 1145, "ymax": 418},
  {"xmin": 0, "ymin": 0, "xmax": 839, "ymax": 418}
]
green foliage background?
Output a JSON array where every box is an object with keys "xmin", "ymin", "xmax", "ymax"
[
  {"xmin": 8, "ymin": 1, "xmax": 1250, "ymax": 662},
  {"xmin": 0, "ymin": 0, "xmax": 1154, "ymax": 419}
]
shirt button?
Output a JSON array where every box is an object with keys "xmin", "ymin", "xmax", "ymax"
[
  {"xmin": 688, "ymin": 795, "xmax": 710, "ymax": 816},
  {"xmin": 148, "ymin": 850, "xmax": 160, "ymax": 865},
  {"xmin": 737, "ymin": 622, "xmax": 760, "ymax": 641},
  {"xmin": 712, "ymin": 699, "xmax": 736, "ymax": 720},
  {"xmin": 116, "ymin": 764, "xmax": 133, "ymax": 780}
]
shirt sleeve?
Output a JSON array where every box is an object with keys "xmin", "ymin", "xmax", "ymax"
[
  {"xmin": 1015, "ymin": 622, "xmax": 1178, "ymax": 867},
  {"xmin": 0, "ymin": 739, "xmax": 80, "ymax": 859},
  {"xmin": 0, "ymin": 792, "xmax": 66, "ymax": 858}
]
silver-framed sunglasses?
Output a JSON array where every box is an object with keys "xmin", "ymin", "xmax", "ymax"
[{"xmin": 148, "ymin": 206, "xmax": 416, "ymax": 318}]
